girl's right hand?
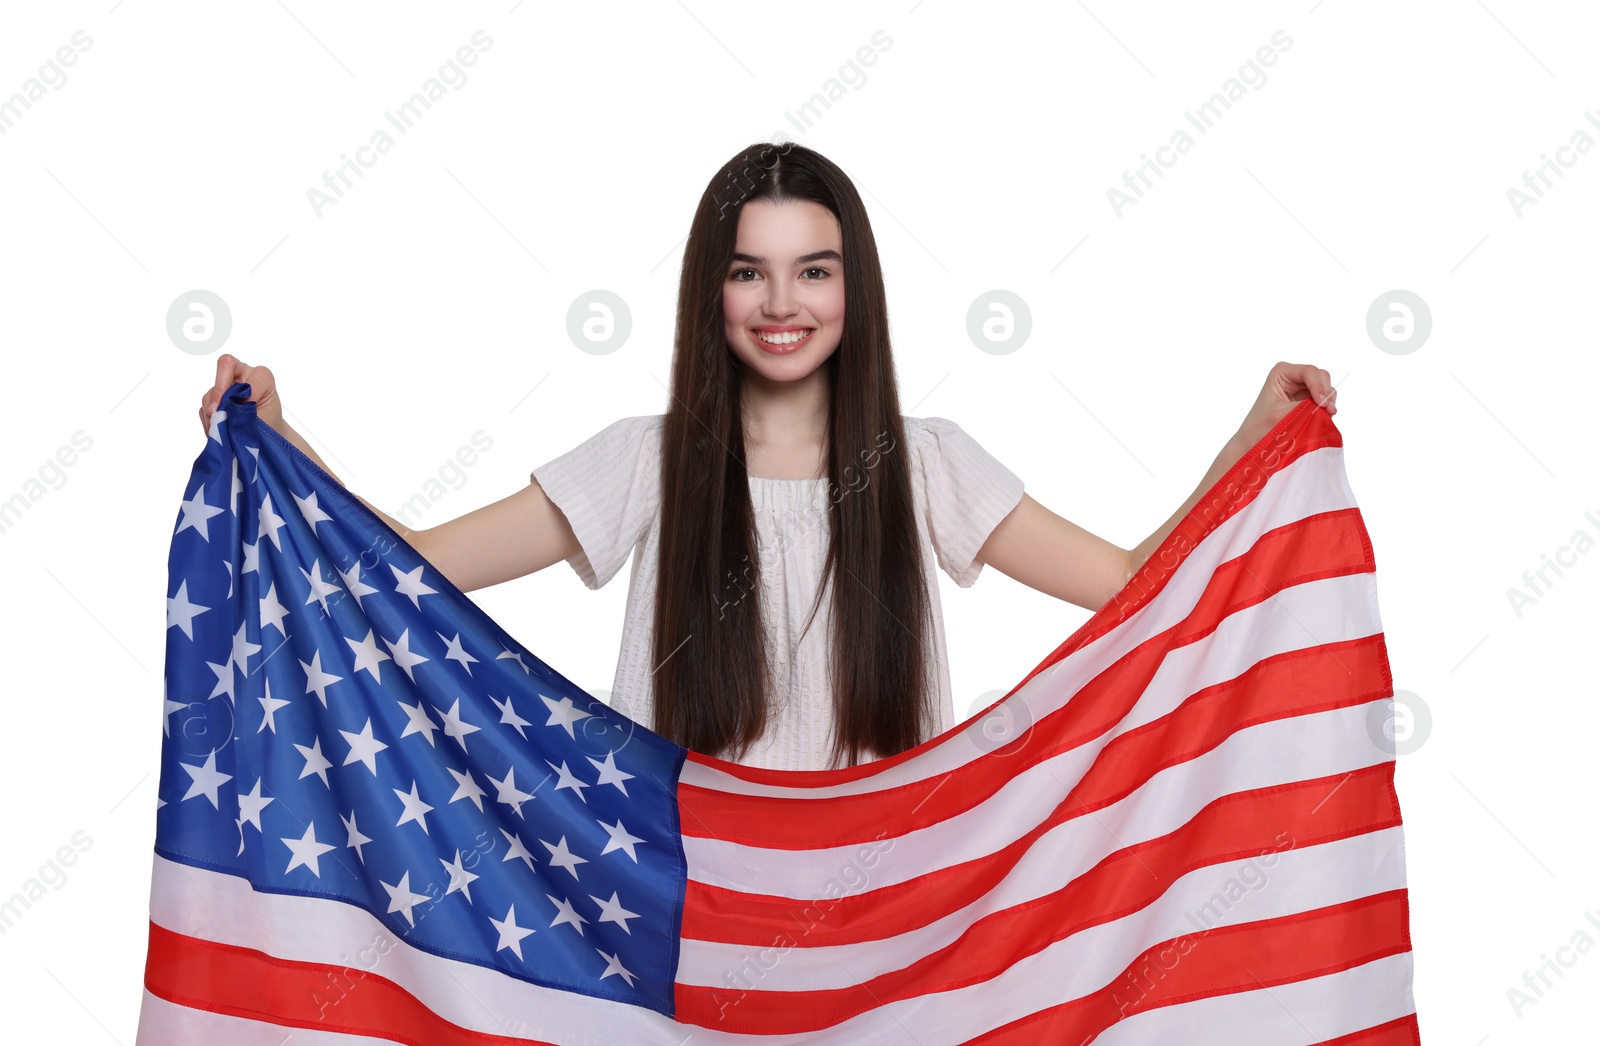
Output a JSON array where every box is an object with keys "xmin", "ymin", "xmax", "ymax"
[{"xmin": 200, "ymin": 353, "xmax": 285, "ymax": 436}]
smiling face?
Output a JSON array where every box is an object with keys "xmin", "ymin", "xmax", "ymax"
[{"xmin": 722, "ymin": 199, "xmax": 846, "ymax": 388}]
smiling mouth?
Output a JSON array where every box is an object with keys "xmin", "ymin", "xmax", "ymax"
[{"xmin": 753, "ymin": 328, "xmax": 816, "ymax": 347}]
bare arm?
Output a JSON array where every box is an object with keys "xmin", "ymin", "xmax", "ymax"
[
  {"xmin": 273, "ymin": 417, "xmax": 581, "ymax": 594},
  {"xmin": 972, "ymin": 363, "xmax": 1340, "ymax": 612},
  {"xmin": 1123, "ymin": 431, "xmax": 1253, "ymax": 580},
  {"xmin": 202, "ymin": 356, "xmax": 582, "ymax": 594},
  {"xmin": 270, "ymin": 418, "xmax": 417, "ymax": 539},
  {"xmin": 975, "ymin": 431, "xmax": 1251, "ymax": 612}
]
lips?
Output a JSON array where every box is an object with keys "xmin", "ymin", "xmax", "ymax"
[{"xmin": 752, "ymin": 327, "xmax": 816, "ymax": 354}]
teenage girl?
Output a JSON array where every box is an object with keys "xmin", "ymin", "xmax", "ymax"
[{"xmin": 197, "ymin": 142, "xmax": 1337, "ymax": 772}]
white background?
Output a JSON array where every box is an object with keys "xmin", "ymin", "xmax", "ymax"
[{"xmin": 2, "ymin": 0, "xmax": 1596, "ymax": 1040}]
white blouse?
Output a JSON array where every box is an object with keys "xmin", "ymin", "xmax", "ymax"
[{"xmin": 529, "ymin": 415, "xmax": 1026, "ymax": 771}]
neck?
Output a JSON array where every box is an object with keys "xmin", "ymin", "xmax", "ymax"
[{"xmin": 739, "ymin": 365, "xmax": 831, "ymax": 446}]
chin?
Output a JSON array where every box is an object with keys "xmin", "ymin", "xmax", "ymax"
[{"xmin": 739, "ymin": 356, "xmax": 824, "ymax": 383}]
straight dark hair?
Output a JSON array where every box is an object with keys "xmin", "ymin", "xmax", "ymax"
[{"xmin": 650, "ymin": 141, "xmax": 935, "ymax": 769}]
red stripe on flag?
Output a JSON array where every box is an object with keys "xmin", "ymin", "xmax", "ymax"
[
  {"xmin": 680, "ymin": 506, "xmax": 1377, "ymax": 849},
  {"xmin": 143, "ymin": 921, "xmax": 559, "ymax": 1046}
]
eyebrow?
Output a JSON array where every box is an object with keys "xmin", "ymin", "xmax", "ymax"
[{"xmin": 729, "ymin": 249, "xmax": 843, "ymax": 267}]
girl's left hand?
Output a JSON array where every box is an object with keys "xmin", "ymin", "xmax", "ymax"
[{"xmin": 1234, "ymin": 361, "xmax": 1337, "ymax": 448}]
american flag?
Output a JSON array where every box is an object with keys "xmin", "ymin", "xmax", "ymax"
[{"xmin": 139, "ymin": 383, "xmax": 1419, "ymax": 1044}]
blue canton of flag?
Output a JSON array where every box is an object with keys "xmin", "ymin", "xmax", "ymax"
[{"xmin": 154, "ymin": 381, "xmax": 689, "ymax": 1018}]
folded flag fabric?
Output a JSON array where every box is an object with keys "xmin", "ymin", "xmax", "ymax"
[{"xmin": 139, "ymin": 383, "xmax": 1419, "ymax": 1044}]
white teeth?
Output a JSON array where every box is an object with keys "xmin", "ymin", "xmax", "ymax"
[{"xmin": 756, "ymin": 329, "xmax": 812, "ymax": 345}]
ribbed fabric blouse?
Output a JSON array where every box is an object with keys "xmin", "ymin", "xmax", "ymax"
[{"xmin": 529, "ymin": 415, "xmax": 1026, "ymax": 772}]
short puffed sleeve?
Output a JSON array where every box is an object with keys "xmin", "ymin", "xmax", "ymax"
[
  {"xmin": 913, "ymin": 416, "xmax": 1026, "ymax": 588},
  {"xmin": 529, "ymin": 415, "xmax": 663, "ymax": 590}
]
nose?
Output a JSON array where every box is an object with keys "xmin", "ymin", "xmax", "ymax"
[{"xmin": 763, "ymin": 282, "xmax": 800, "ymax": 319}]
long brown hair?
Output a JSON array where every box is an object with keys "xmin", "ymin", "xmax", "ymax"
[{"xmin": 651, "ymin": 141, "xmax": 935, "ymax": 769}]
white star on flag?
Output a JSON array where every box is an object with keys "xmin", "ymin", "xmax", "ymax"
[
  {"xmin": 339, "ymin": 718, "xmax": 389, "ymax": 775},
  {"xmin": 540, "ymin": 694, "xmax": 593, "ymax": 739},
  {"xmin": 257, "ymin": 493, "xmax": 287, "ymax": 551},
  {"xmin": 175, "ymin": 484, "xmax": 226, "ymax": 541},
  {"xmin": 299, "ymin": 650, "xmax": 343, "ymax": 707},
  {"xmin": 167, "ymin": 579, "xmax": 210, "ymax": 639},
  {"xmin": 292, "ymin": 489, "xmax": 333, "ymax": 534},
  {"xmin": 382, "ymin": 871, "xmax": 429, "ymax": 927},
  {"xmin": 447, "ymin": 767, "xmax": 487, "ymax": 811},
  {"xmin": 492, "ymin": 694, "xmax": 532, "ymax": 739},
  {"xmin": 180, "ymin": 751, "xmax": 232, "ymax": 809},
  {"xmin": 281, "ymin": 822, "xmax": 336, "ymax": 878},
  {"xmin": 391, "ymin": 563, "xmax": 437, "ymax": 608},
  {"xmin": 490, "ymin": 904, "xmax": 535, "ymax": 959}
]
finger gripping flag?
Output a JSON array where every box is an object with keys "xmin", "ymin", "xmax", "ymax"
[{"xmin": 139, "ymin": 383, "xmax": 1420, "ymax": 1044}]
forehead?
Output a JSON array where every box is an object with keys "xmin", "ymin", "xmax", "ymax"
[{"xmin": 734, "ymin": 199, "xmax": 842, "ymax": 254}]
